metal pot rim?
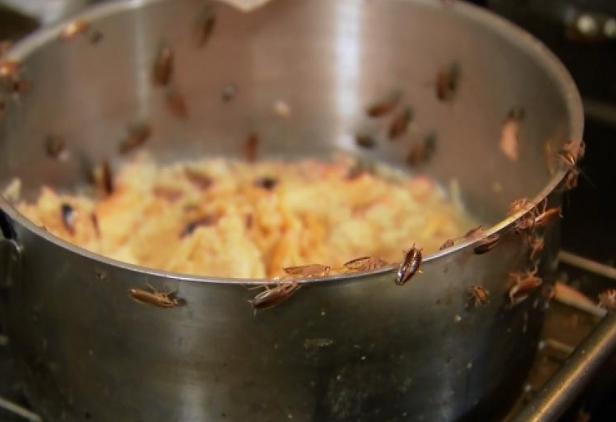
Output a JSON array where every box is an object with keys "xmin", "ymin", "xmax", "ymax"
[{"xmin": 0, "ymin": 0, "xmax": 584, "ymax": 286}]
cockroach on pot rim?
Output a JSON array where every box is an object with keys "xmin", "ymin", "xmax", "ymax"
[
  {"xmin": 343, "ymin": 256, "xmax": 388, "ymax": 272},
  {"xmin": 129, "ymin": 285, "xmax": 186, "ymax": 308},
  {"xmin": 435, "ymin": 62, "xmax": 460, "ymax": 102},
  {"xmin": 558, "ymin": 139, "xmax": 585, "ymax": 168},
  {"xmin": 598, "ymin": 289, "xmax": 616, "ymax": 311},
  {"xmin": 152, "ymin": 44, "xmax": 174, "ymax": 87},
  {"xmin": 388, "ymin": 106, "xmax": 413, "ymax": 140},
  {"xmin": 60, "ymin": 203, "xmax": 76, "ymax": 235},
  {"xmin": 395, "ymin": 244, "xmax": 423, "ymax": 286},
  {"xmin": 468, "ymin": 285, "xmax": 490, "ymax": 308},
  {"xmin": 59, "ymin": 20, "xmax": 90, "ymax": 41},
  {"xmin": 439, "ymin": 238, "xmax": 455, "ymax": 250},
  {"xmin": 533, "ymin": 206, "xmax": 561, "ymax": 229},
  {"xmin": 508, "ymin": 267, "xmax": 543, "ymax": 306},
  {"xmin": 249, "ymin": 281, "xmax": 301, "ymax": 311},
  {"xmin": 283, "ymin": 264, "xmax": 331, "ymax": 279},
  {"xmin": 366, "ymin": 91, "xmax": 401, "ymax": 118},
  {"xmin": 473, "ymin": 233, "xmax": 501, "ymax": 255}
]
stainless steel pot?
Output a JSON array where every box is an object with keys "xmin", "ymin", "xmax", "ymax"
[{"xmin": 0, "ymin": 0, "xmax": 583, "ymax": 421}]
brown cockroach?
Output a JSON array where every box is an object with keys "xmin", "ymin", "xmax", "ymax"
[
  {"xmin": 500, "ymin": 107, "xmax": 525, "ymax": 162},
  {"xmin": 90, "ymin": 212, "xmax": 101, "ymax": 238},
  {"xmin": 528, "ymin": 235, "xmax": 545, "ymax": 260},
  {"xmin": 195, "ymin": 5, "xmax": 217, "ymax": 48},
  {"xmin": 343, "ymin": 256, "xmax": 388, "ymax": 272},
  {"xmin": 244, "ymin": 132, "xmax": 259, "ymax": 162},
  {"xmin": 473, "ymin": 233, "xmax": 501, "ymax": 255},
  {"xmin": 100, "ymin": 160, "xmax": 114, "ymax": 196},
  {"xmin": 366, "ymin": 91, "xmax": 401, "ymax": 118},
  {"xmin": 388, "ymin": 107, "xmax": 413, "ymax": 140},
  {"xmin": 130, "ymin": 285, "xmax": 185, "ymax": 308},
  {"xmin": 508, "ymin": 197, "xmax": 534, "ymax": 216},
  {"xmin": 406, "ymin": 133, "xmax": 436, "ymax": 166},
  {"xmin": 284, "ymin": 264, "xmax": 331, "ymax": 279},
  {"xmin": 180, "ymin": 215, "xmax": 219, "ymax": 237},
  {"xmin": 355, "ymin": 134, "xmax": 376, "ymax": 149},
  {"xmin": 221, "ymin": 83, "xmax": 237, "ymax": 102},
  {"xmin": 61, "ymin": 203, "xmax": 76, "ymax": 235},
  {"xmin": 395, "ymin": 244, "xmax": 423, "ymax": 286},
  {"xmin": 45, "ymin": 135, "xmax": 66, "ymax": 159},
  {"xmin": 598, "ymin": 289, "xmax": 616, "ymax": 311},
  {"xmin": 119, "ymin": 123, "xmax": 152, "ymax": 154},
  {"xmin": 184, "ymin": 168, "xmax": 213, "ymax": 190},
  {"xmin": 165, "ymin": 89, "xmax": 188, "ymax": 119},
  {"xmin": 249, "ymin": 281, "xmax": 300, "ymax": 310},
  {"xmin": 508, "ymin": 267, "xmax": 542, "ymax": 306},
  {"xmin": 152, "ymin": 44, "xmax": 174, "ymax": 87},
  {"xmin": 533, "ymin": 206, "xmax": 561, "ymax": 229},
  {"xmin": 59, "ymin": 20, "xmax": 90, "ymax": 41},
  {"xmin": 439, "ymin": 238, "xmax": 455, "ymax": 250},
  {"xmin": 463, "ymin": 225, "xmax": 485, "ymax": 239},
  {"xmin": 254, "ymin": 176, "xmax": 278, "ymax": 191},
  {"xmin": 558, "ymin": 140, "xmax": 585, "ymax": 168},
  {"xmin": 436, "ymin": 62, "xmax": 460, "ymax": 102},
  {"xmin": 468, "ymin": 285, "xmax": 490, "ymax": 308}
]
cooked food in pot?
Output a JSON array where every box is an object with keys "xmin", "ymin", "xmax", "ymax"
[{"xmin": 16, "ymin": 154, "xmax": 476, "ymax": 278}]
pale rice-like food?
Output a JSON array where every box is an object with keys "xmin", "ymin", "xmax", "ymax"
[{"xmin": 17, "ymin": 154, "xmax": 476, "ymax": 279}]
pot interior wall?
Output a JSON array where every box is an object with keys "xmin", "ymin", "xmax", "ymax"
[{"xmin": 0, "ymin": 0, "xmax": 577, "ymax": 224}]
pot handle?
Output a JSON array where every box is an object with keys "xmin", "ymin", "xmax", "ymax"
[{"xmin": 512, "ymin": 311, "xmax": 616, "ymax": 422}]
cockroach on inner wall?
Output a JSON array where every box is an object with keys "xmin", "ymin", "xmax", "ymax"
[
  {"xmin": 388, "ymin": 107, "xmax": 413, "ymax": 140},
  {"xmin": 343, "ymin": 256, "xmax": 388, "ymax": 272},
  {"xmin": 165, "ymin": 89, "xmax": 189, "ymax": 119},
  {"xmin": 395, "ymin": 244, "xmax": 422, "ymax": 286},
  {"xmin": 283, "ymin": 264, "xmax": 331, "ymax": 279},
  {"xmin": 249, "ymin": 281, "xmax": 300, "ymax": 311},
  {"xmin": 406, "ymin": 133, "xmax": 436, "ymax": 167},
  {"xmin": 366, "ymin": 91, "xmax": 401, "ymax": 118},
  {"xmin": 118, "ymin": 123, "xmax": 152, "ymax": 154},
  {"xmin": 244, "ymin": 133, "xmax": 259, "ymax": 163},
  {"xmin": 435, "ymin": 62, "xmax": 460, "ymax": 102},
  {"xmin": 194, "ymin": 5, "xmax": 217, "ymax": 48},
  {"xmin": 152, "ymin": 44, "xmax": 174, "ymax": 87},
  {"xmin": 355, "ymin": 134, "xmax": 376, "ymax": 150},
  {"xmin": 130, "ymin": 285, "xmax": 186, "ymax": 308}
]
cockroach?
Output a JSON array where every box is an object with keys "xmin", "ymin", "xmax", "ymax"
[
  {"xmin": 436, "ymin": 62, "xmax": 460, "ymax": 102},
  {"xmin": 598, "ymin": 289, "xmax": 616, "ymax": 311},
  {"xmin": 195, "ymin": 5, "xmax": 216, "ymax": 48},
  {"xmin": 473, "ymin": 233, "xmax": 500, "ymax": 255},
  {"xmin": 388, "ymin": 107, "xmax": 413, "ymax": 140},
  {"xmin": 184, "ymin": 168, "xmax": 213, "ymax": 190},
  {"xmin": 343, "ymin": 256, "xmax": 388, "ymax": 272},
  {"xmin": 508, "ymin": 267, "xmax": 542, "ymax": 306},
  {"xmin": 152, "ymin": 44, "xmax": 174, "ymax": 87},
  {"xmin": 129, "ymin": 285, "xmax": 185, "ymax": 308},
  {"xmin": 558, "ymin": 140, "xmax": 585, "ymax": 168},
  {"xmin": 500, "ymin": 107, "xmax": 525, "ymax": 162},
  {"xmin": 90, "ymin": 212, "xmax": 101, "ymax": 238},
  {"xmin": 355, "ymin": 134, "xmax": 376, "ymax": 149},
  {"xmin": 508, "ymin": 197, "xmax": 534, "ymax": 216},
  {"xmin": 468, "ymin": 285, "xmax": 490, "ymax": 308},
  {"xmin": 61, "ymin": 203, "xmax": 76, "ymax": 235},
  {"xmin": 366, "ymin": 91, "xmax": 401, "ymax": 118},
  {"xmin": 249, "ymin": 281, "xmax": 300, "ymax": 310},
  {"xmin": 406, "ymin": 133, "xmax": 436, "ymax": 166},
  {"xmin": 529, "ymin": 235, "xmax": 545, "ymax": 260},
  {"xmin": 180, "ymin": 215, "xmax": 219, "ymax": 237},
  {"xmin": 100, "ymin": 160, "xmax": 114, "ymax": 196},
  {"xmin": 165, "ymin": 89, "xmax": 188, "ymax": 119},
  {"xmin": 152, "ymin": 186, "xmax": 183, "ymax": 202},
  {"xmin": 244, "ymin": 132, "xmax": 259, "ymax": 162},
  {"xmin": 45, "ymin": 135, "xmax": 66, "ymax": 159},
  {"xmin": 533, "ymin": 206, "xmax": 561, "ymax": 229},
  {"xmin": 0, "ymin": 60, "xmax": 20, "ymax": 79},
  {"xmin": 221, "ymin": 83, "xmax": 237, "ymax": 102},
  {"xmin": 119, "ymin": 123, "xmax": 152, "ymax": 154},
  {"xmin": 395, "ymin": 245, "xmax": 422, "ymax": 285},
  {"xmin": 464, "ymin": 225, "xmax": 484, "ymax": 239},
  {"xmin": 254, "ymin": 176, "xmax": 278, "ymax": 191},
  {"xmin": 439, "ymin": 238, "xmax": 455, "ymax": 250},
  {"xmin": 283, "ymin": 264, "xmax": 331, "ymax": 279},
  {"xmin": 89, "ymin": 30, "xmax": 103, "ymax": 45},
  {"xmin": 59, "ymin": 20, "xmax": 90, "ymax": 41}
]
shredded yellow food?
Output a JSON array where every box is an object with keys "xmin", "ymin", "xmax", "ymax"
[{"xmin": 17, "ymin": 155, "xmax": 476, "ymax": 279}]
